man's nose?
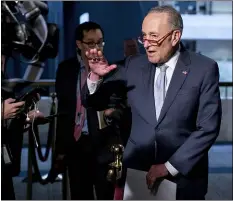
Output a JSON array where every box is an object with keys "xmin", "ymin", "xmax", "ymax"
[{"xmin": 143, "ymin": 40, "xmax": 150, "ymax": 48}]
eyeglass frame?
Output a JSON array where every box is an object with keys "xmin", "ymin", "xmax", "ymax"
[
  {"xmin": 138, "ymin": 29, "xmax": 178, "ymax": 46},
  {"xmin": 81, "ymin": 40, "xmax": 105, "ymax": 49}
]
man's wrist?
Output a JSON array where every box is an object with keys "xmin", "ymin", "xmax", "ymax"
[
  {"xmin": 164, "ymin": 161, "xmax": 179, "ymax": 177},
  {"xmin": 89, "ymin": 71, "xmax": 101, "ymax": 81}
]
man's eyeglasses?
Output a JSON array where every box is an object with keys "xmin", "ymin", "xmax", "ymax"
[
  {"xmin": 82, "ymin": 41, "xmax": 105, "ymax": 48},
  {"xmin": 138, "ymin": 30, "xmax": 175, "ymax": 46}
]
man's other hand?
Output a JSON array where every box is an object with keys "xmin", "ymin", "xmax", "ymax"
[
  {"xmin": 146, "ymin": 164, "xmax": 169, "ymax": 189},
  {"xmin": 2, "ymin": 98, "xmax": 25, "ymax": 119},
  {"xmin": 27, "ymin": 110, "xmax": 45, "ymax": 122}
]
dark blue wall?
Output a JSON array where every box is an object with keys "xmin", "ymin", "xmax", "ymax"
[
  {"xmin": 73, "ymin": 1, "xmax": 144, "ymax": 62},
  {"xmin": 63, "ymin": 1, "xmax": 159, "ymax": 62}
]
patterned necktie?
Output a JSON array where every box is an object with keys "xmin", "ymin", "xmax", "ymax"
[
  {"xmin": 154, "ymin": 64, "xmax": 168, "ymax": 120},
  {"xmin": 74, "ymin": 67, "xmax": 88, "ymax": 141}
]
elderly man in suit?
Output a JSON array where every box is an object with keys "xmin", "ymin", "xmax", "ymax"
[{"xmin": 81, "ymin": 5, "xmax": 222, "ymax": 200}]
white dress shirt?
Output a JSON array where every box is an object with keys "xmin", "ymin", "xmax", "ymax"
[
  {"xmin": 87, "ymin": 49, "xmax": 180, "ymax": 176},
  {"xmin": 155, "ymin": 49, "xmax": 180, "ymax": 94},
  {"xmin": 159, "ymin": 49, "xmax": 180, "ymax": 176}
]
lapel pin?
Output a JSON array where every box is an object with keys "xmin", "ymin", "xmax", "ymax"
[{"xmin": 182, "ymin": 71, "xmax": 188, "ymax": 75}]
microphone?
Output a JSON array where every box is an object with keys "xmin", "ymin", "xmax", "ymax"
[
  {"xmin": 17, "ymin": 1, "xmax": 48, "ymax": 20},
  {"xmin": 33, "ymin": 1, "xmax": 48, "ymax": 15},
  {"xmin": 14, "ymin": 1, "xmax": 48, "ymax": 62}
]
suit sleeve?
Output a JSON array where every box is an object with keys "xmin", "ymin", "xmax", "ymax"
[
  {"xmin": 168, "ymin": 62, "xmax": 222, "ymax": 176},
  {"xmin": 81, "ymin": 57, "xmax": 130, "ymax": 110}
]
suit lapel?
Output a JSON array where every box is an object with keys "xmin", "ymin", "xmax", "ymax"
[
  {"xmin": 70, "ymin": 59, "xmax": 80, "ymax": 114},
  {"xmin": 74, "ymin": 59, "xmax": 80, "ymax": 97},
  {"xmin": 157, "ymin": 46, "xmax": 191, "ymax": 126},
  {"xmin": 141, "ymin": 62, "xmax": 157, "ymax": 126}
]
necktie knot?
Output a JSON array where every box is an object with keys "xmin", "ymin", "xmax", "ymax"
[{"xmin": 159, "ymin": 64, "xmax": 168, "ymax": 72}]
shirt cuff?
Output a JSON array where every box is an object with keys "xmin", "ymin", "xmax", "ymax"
[
  {"xmin": 165, "ymin": 161, "xmax": 179, "ymax": 176},
  {"xmin": 87, "ymin": 73, "xmax": 103, "ymax": 94}
]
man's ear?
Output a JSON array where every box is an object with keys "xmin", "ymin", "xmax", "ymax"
[
  {"xmin": 171, "ymin": 30, "xmax": 181, "ymax": 47},
  {"xmin": 76, "ymin": 40, "xmax": 82, "ymax": 50}
]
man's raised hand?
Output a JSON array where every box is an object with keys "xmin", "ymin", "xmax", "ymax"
[{"xmin": 86, "ymin": 48, "xmax": 117, "ymax": 80}]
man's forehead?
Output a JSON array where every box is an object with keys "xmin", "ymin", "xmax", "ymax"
[
  {"xmin": 146, "ymin": 12, "xmax": 169, "ymax": 20},
  {"xmin": 83, "ymin": 29, "xmax": 102, "ymax": 38},
  {"xmin": 142, "ymin": 12, "xmax": 170, "ymax": 29}
]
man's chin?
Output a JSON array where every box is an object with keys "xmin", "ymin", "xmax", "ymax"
[{"xmin": 147, "ymin": 57, "xmax": 159, "ymax": 64}]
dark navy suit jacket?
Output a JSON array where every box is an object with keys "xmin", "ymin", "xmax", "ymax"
[{"xmin": 82, "ymin": 45, "xmax": 222, "ymax": 198}]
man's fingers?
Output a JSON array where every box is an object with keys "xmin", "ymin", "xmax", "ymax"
[
  {"xmin": 97, "ymin": 50, "xmax": 103, "ymax": 57},
  {"xmin": 110, "ymin": 64, "xmax": 117, "ymax": 68},
  {"xmin": 86, "ymin": 50, "xmax": 95, "ymax": 60},
  {"xmin": 146, "ymin": 165, "xmax": 157, "ymax": 189},
  {"xmin": 93, "ymin": 48, "xmax": 99, "ymax": 58},
  {"xmin": 10, "ymin": 112, "xmax": 17, "ymax": 118},
  {"xmin": 147, "ymin": 177, "xmax": 154, "ymax": 189},
  {"xmin": 146, "ymin": 173, "xmax": 156, "ymax": 189},
  {"xmin": 90, "ymin": 48, "xmax": 96, "ymax": 54},
  {"xmin": 13, "ymin": 101, "xmax": 25, "ymax": 108},
  {"xmin": 106, "ymin": 64, "xmax": 117, "ymax": 72},
  {"xmin": 85, "ymin": 49, "xmax": 115, "ymax": 76},
  {"xmin": 88, "ymin": 49, "xmax": 104, "ymax": 61},
  {"xmin": 5, "ymin": 98, "xmax": 16, "ymax": 103},
  {"xmin": 85, "ymin": 50, "xmax": 90, "ymax": 58},
  {"xmin": 148, "ymin": 177, "xmax": 156, "ymax": 189},
  {"xmin": 147, "ymin": 171, "xmax": 152, "ymax": 179},
  {"xmin": 89, "ymin": 48, "xmax": 98, "ymax": 59},
  {"xmin": 34, "ymin": 111, "xmax": 44, "ymax": 119},
  {"xmin": 12, "ymin": 108, "xmax": 19, "ymax": 113},
  {"xmin": 86, "ymin": 49, "xmax": 106, "ymax": 63},
  {"xmin": 146, "ymin": 172, "xmax": 152, "ymax": 187}
]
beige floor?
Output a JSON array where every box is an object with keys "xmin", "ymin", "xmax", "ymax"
[
  {"xmin": 13, "ymin": 173, "xmax": 232, "ymax": 200},
  {"xmin": 12, "ymin": 144, "xmax": 232, "ymax": 200}
]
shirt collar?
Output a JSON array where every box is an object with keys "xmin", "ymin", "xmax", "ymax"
[{"xmin": 158, "ymin": 45, "xmax": 180, "ymax": 70}]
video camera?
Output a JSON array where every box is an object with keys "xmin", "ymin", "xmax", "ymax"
[
  {"xmin": 1, "ymin": 1, "xmax": 59, "ymax": 111},
  {"xmin": 1, "ymin": 1, "xmax": 59, "ymax": 63},
  {"xmin": 1, "ymin": 2, "xmax": 61, "ymax": 180}
]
